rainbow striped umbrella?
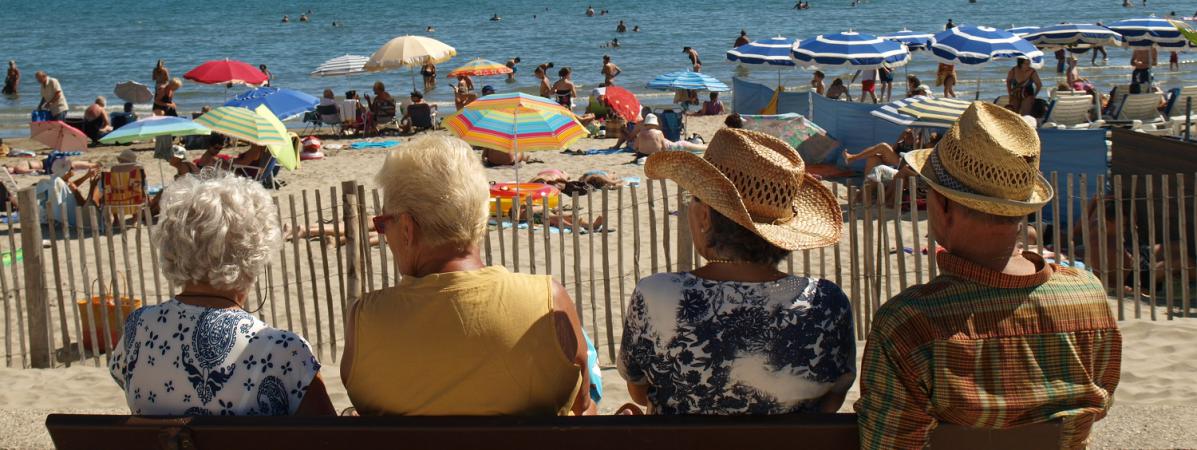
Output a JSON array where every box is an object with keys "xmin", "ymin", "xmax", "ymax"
[
  {"xmin": 194, "ymin": 105, "xmax": 297, "ymax": 170},
  {"xmin": 446, "ymin": 58, "xmax": 513, "ymax": 78},
  {"xmin": 444, "ymin": 92, "xmax": 585, "ymax": 154}
]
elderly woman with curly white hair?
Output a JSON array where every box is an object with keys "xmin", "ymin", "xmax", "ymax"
[
  {"xmin": 341, "ymin": 135, "xmax": 591, "ymax": 416},
  {"xmin": 109, "ymin": 172, "xmax": 335, "ymax": 416}
]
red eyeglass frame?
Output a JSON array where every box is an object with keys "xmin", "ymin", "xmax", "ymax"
[{"xmin": 372, "ymin": 214, "xmax": 392, "ymax": 234}]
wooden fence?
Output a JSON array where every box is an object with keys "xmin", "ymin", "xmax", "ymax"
[{"xmin": 0, "ymin": 173, "xmax": 1191, "ymax": 369}]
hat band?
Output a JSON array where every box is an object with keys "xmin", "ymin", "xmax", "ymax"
[{"xmin": 928, "ymin": 149, "xmax": 979, "ymax": 195}]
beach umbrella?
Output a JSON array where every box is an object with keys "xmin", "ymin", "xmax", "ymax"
[
  {"xmin": 113, "ymin": 81, "xmax": 153, "ymax": 104},
  {"xmin": 29, "ymin": 121, "xmax": 88, "ymax": 151},
  {"xmin": 871, "ymin": 95, "xmax": 973, "ymax": 129},
  {"xmin": 225, "ymin": 87, "xmax": 319, "ymax": 121},
  {"xmin": 446, "ymin": 58, "xmax": 513, "ymax": 78},
  {"xmin": 727, "ymin": 36, "xmax": 798, "ymax": 65},
  {"xmin": 311, "ymin": 54, "xmax": 369, "ymax": 77},
  {"xmin": 1024, "ymin": 23, "xmax": 1124, "ymax": 48},
  {"xmin": 930, "ymin": 26, "xmax": 1044, "ymax": 99},
  {"xmin": 99, "ymin": 116, "xmax": 211, "ymax": 145},
  {"xmin": 194, "ymin": 105, "xmax": 297, "ymax": 170},
  {"xmin": 184, "ymin": 59, "xmax": 269, "ymax": 86},
  {"xmin": 1171, "ymin": 19, "xmax": 1197, "ymax": 47},
  {"xmin": 646, "ymin": 71, "xmax": 730, "ymax": 92},
  {"xmin": 599, "ymin": 85, "xmax": 642, "ymax": 122},
  {"xmin": 364, "ymin": 35, "xmax": 457, "ymax": 90},
  {"xmin": 879, "ymin": 30, "xmax": 934, "ymax": 51},
  {"xmin": 1006, "ymin": 26, "xmax": 1041, "ymax": 38},
  {"xmin": 790, "ymin": 31, "xmax": 911, "ymax": 69},
  {"xmin": 445, "ymin": 92, "xmax": 585, "ymax": 184},
  {"xmin": 1109, "ymin": 17, "xmax": 1188, "ymax": 48}
]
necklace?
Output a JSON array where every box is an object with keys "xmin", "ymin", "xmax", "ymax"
[
  {"xmin": 176, "ymin": 293, "xmax": 241, "ymax": 309},
  {"xmin": 706, "ymin": 259, "xmax": 750, "ymax": 264}
]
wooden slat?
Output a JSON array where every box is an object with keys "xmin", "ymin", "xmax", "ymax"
[
  {"xmin": 341, "ymin": 183, "xmax": 364, "ymax": 314},
  {"xmin": 587, "ymin": 193, "xmax": 598, "ymax": 343},
  {"xmin": 1094, "ymin": 175, "xmax": 1108, "ymax": 296},
  {"xmin": 861, "ymin": 185, "xmax": 874, "ymax": 332},
  {"xmin": 1145, "ymin": 175, "xmax": 1157, "ymax": 320},
  {"xmin": 287, "ymin": 195, "xmax": 310, "ymax": 342},
  {"xmin": 372, "ymin": 189, "xmax": 388, "ymax": 289},
  {"xmin": 892, "ymin": 178, "xmax": 908, "ymax": 291},
  {"xmin": 908, "ymin": 177, "xmax": 923, "ymax": 285},
  {"xmin": 616, "ymin": 187, "xmax": 626, "ymax": 316},
  {"xmin": 1066, "ymin": 175, "xmax": 1077, "ymax": 269},
  {"xmin": 90, "ymin": 206, "xmax": 114, "ymax": 365},
  {"xmin": 1130, "ymin": 175, "xmax": 1141, "ymax": 319},
  {"xmin": 483, "ymin": 200, "xmax": 493, "ymax": 266},
  {"xmin": 356, "ymin": 185, "xmax": 373, "ymax": 294},
  {"xmin": 834, "ymin": 183, "xmax": 844, "ymax": 286},
  {"xmin": 1113, "ymin": 175, "xmax": 1126, "ymax": 320},
  {"xmin": 1051, "ymin": 173, "xmax": 1062, "ymax": 265},
  {"xmin": 1179, "ymin": 174, "xmax": 1190, "ymax": 318},
  {"xmin": 601, "ymin": 188, "xmax": 615, "ymax": 362},
  {"xmin": 43, "ymin": 188, "xmax": 70, "ymax": 367},
  {"xmin": 78, "ymin": 206, "xmax": 99, "ymax": 367},
  {"xmin": 646, "ymin": 181, "xmax": 658, "ymax": 273},
  {"xmin": 631, "ymin": 186, "xmax": 642, "ymax": 283},
  {"xmin": 315, "ymin": 191, "xmax": 338, "ymax": 363},
  {"xmin": 117, "ymin": 215, "xmax": 137, "ymax": 336},
  {"xmin": 660, "ymin": 180, "xmax": 672, "ymax": 272},
  {"xmin": 527, "ymin": 196, "xmax": 536, "ymax": 275},
  {"xmin": 542, "ymin": 195, "xmax": 552, "ymax": 277},
  {"xmin": 301, "ymin": 191, "xmax": 325, "ymax": 360},
  {"xmin": 1, "ymin": 253, "xmax": 9, "ymax": 367},
  {"xmin": 5, "ymin": 202, "xmax": 26, "ymax": 368},
  {"xmin": 18, "ymin": 188, "xmax": 51, "ymax": 368},
  {"xmin": 876, "ymin": 181, "xmax": 890, "ymax": 305},
  {"xmin": 846, "ymin": 187, "xmax": 863, "ymax": 340},
  {"xmin": 496, "ymin": 199, "xmax": 507, "ymax": 267},
  {"xmin": 676, "ymin": 188, "xmax": 692, "ymax": 272},
  {"xmin": 512, "ymin": 186, "xmax": 521, "ymax": 273},
  {"xmin": 58, "ymin": 195, "xmax": 84, "ymax": 366},
  {"xmin": 1079, "ymin": 175, "xmax": 1092, "ymax": 290},
  {"xmin": 1162, "ymin": 176, "xmax": 1174, "ymax": 319},
  {"xmin": 571, "ymin": 194, "xmax": 583, "ymax": 321},
  {"xmin": 274, "ymin": 198, "xmax": 294, "ymax": 331}
]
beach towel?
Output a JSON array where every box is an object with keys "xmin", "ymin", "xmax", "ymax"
[
  {"xmin": 349, "ymin": 140, "xmax": 400, "ymax": 150},
  {"xmin": 573, "ymin": 148, "xmax": 628, "ymax": 156}
]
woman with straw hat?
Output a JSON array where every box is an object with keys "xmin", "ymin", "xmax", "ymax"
[{"xmin": 617, "ymin": 128, "xmax": 855, "ymax": 415}]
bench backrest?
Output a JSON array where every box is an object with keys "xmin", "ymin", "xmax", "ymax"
[{"xmin": 46, "ymin": 413, "xmax": 1062, "ymax": 450}]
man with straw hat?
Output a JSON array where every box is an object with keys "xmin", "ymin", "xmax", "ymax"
[
  {"xmin": 855, "ymin": 103, "xmax": 1121, "ymax": 449},
  {"xmin": 618, "ymin": 128, "xmax": 856, "ymax": 415}
]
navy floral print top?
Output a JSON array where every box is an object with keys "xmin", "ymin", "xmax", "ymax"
[
  {"xmin": 618, "ymin": 273, "xmax": 855, "ymax": 415},
  {"xmin": 109, "ymin": 300, "xmax": 321, "ymax": 416}
]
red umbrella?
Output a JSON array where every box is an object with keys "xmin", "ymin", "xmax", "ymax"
[
  {"xmin": 184, "ymin": 59, "xmax": 268, "ymax": 86},
  {"xmin": 602, "ymin": 85, "xmax": 642, "ymax": 123},
  {"xmin": 29, "ymin": 121, "xmax": 88, "ymax": 151}
]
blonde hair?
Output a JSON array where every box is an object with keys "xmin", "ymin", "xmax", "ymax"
[
  {"xmin": 376, "ymin": 136, "xmax": 488, "ymax": 248},
  {"xmin": 169, "ymin": 77, "xmax": 183, "ymax": 89}
]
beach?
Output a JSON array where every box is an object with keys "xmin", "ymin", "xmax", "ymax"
[{"xmin": 0, "ymin": 115, "xmax": 1193, "ymax": 448}]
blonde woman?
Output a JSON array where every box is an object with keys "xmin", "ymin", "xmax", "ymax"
[{"xmin": 154, "ymin": 78, "xmax": 182, "ymax": 117}]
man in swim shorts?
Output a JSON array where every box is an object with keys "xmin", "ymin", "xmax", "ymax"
[{"xmin": 853, "ymin": 69, "xmax": 878, "ymax": 103}]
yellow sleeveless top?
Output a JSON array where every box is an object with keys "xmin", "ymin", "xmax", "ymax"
[{"xmin": 346, "ymin": 266, "xmax": 581, "ymax": 415}]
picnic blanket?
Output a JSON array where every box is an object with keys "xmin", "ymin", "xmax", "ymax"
[{"xmin": 349, "ymin": 140, "xmax": 400, "ymax": 150}]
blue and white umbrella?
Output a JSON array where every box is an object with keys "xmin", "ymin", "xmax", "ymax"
[
  {"xmin": 1006, "ymin": 26, "xmax": 1041, "ymax": 38},
  {"xmin": 880, "ymin": 29, "xmax": 934, "ymax": 51},
  {"xmin": 791, "ymin": 31, "xmax": 911, "ymax": 68},
  {"xmin": 1024, "ymin": 23, "xmax": 1124, "ymax": 48},
  {"xmin": 1108, "ymin": 17, "xmax": 1187, "ymax": 48},
  {"xmin": 225, "ymin": 87, "xmax": 320, "ymax": 121},
  {"xmin": 726, "ymin": 36, "xmax": 797, "ymax": 66},
  {"xmin": 930, "ymin": 25, "xmax": 1045, "ymax": 67},
  {"xmin": 311, "ymin": 54, "xmax": 369, "ymax": 77},
  {"xmin": 646, "ymin": 71, "xmax": 730, "ymax": 92}
]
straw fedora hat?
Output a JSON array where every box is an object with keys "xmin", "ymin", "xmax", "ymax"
[
  {"xmin": 903, "ymin": 101, "xmax": 1053, "ymax": 217},
  {"xmin": 644, "ymin": 128, "xmax": 841, "ymax": 251}
]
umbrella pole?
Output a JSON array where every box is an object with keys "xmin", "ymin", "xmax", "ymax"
[{"xmin": 975, "ymin": 72, "xmax": 981, "ymax": 101}]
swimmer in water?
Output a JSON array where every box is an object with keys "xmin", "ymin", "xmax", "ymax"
[
  {"xmin": 281, "ymin": 15, "xmax": 289, "ymax": 23},
  {"xmin": 586, "ymin": 5, "xmax": 595, "ymax": 16},
  {"xmin": 299, "ymin": 14, "xmax": 309, "ymax": 22},
  {"xmin": 427, "ymin": 25, "xmax": 435, "ymax": 32},
  {"xmin": 633, "ymin": 25, "xmax": 640, "ymax": 32},
  {"xmin": 490, "ymin": 14, "xmax": 501, "ymax": 21}
]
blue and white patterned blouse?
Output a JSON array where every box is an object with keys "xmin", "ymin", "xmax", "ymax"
[
  {"xmin": 618, "ymin": 273, "xmax": 856, "ymax": 415},
  {"xmin": 109, "ymin": 300, "xmax": 321, "ymax": 416}
]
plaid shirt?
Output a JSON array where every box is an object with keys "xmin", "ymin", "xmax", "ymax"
[{"xmin": 855, "ymin": 251, "xmax": 1121, "ymax": 449}]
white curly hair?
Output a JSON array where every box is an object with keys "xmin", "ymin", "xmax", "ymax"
[
  {"xmin": 154, "ymin": 171, "xmax": 281, "ymax": 293},
  {"xmin": 376, "ymin": 135, "xmax": 489, "ymax": 248}
]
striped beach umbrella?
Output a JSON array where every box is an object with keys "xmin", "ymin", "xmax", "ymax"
[
  {"xmin": 446, "ymin": 58, "xmax": 513, "ymax": 78},
  {"xmin": 726, "ymin": 36, "xmax": 797, "ymax": 66},
  {"xmin": 225, "ymin": 87, "xmax": 319, "ymax": 121},
  {"xmin": 930, "ymin": 26, "xmax": 1044, "ymax": 67},
  {"xmin": 444, "ymin": 92, "xmax": 585, "ymax": 153},
  {"xmin": 99, "ymin": 116, "xmax": 210, "ymax": 145},
  {"xmin": 791, "ymin": 31, "xmax": 910, "ymax": 69},
  {"xmin": 646, "ymin": 71, "xmax": 730, "ymax": 92},
  {"xmin": 871, "ymin": 96, "xmax": 973, "ymax": 129},
  {"xmin": 1109, "ymin": 17, "xmax": 1187, "ymax": 48},
  {"xmin": 879, "ymin": 30, "xmax": 934, "ymax": 51},
  {"xmin": 1006, "ymin": 26, "xmax": 1041, "ymax": 38},
  {"xmin": 1024, "ymin": 24, "xmax": 1124, "ymax": 48},
  {"xmin": 310, "ymin": 54, "xmax": 368, "ymax": 77},
  {"xmin": 194, "ymin": 105, "xmax": 297, "ymax": 170}
]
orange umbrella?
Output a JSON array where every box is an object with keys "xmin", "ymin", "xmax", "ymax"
[{"xmin": 30, "ymin": 121, "xmax": 88, "ymax": 151}]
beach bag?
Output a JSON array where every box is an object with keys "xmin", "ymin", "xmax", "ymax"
[
  {"xmin": 77, "ymin": 278, "xmax": 142, "ymax": 353},
  {"xmin": 31, "ymin": 109, "xmax": 52, "ymax": 122}
]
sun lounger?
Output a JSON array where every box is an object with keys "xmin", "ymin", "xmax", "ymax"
[
  {"xmin": 45, "ymin": 413, "xmax": 1063, "ymax": 450},
  {"xmin": 1112, "ymin": 93, "xmax": 1164, "ymax": 125},
  {"xmin": 1042, "ymin": 95, "xmax": 1104, "ymax": 129}
]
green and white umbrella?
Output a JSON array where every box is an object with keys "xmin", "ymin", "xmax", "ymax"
[{"xmin": 194, "ymin": 104, "xmax": 297, "ymax": 170}]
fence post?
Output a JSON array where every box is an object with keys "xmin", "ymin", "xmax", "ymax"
[
  {"xmin": 675, "ymin": 188, "xmax": 693, "ymax": 272},
  {"xmin": 17, "ymin": 188, "xmax": 51, "ymax": 368},
  {"xmin": 342, "ymin": 181, "xmax": 363, "ymax": 311}
]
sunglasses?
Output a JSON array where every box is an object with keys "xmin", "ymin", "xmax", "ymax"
[{"xmin": 372, "ymin": 214, "xmax": 393, "ymax": 234}]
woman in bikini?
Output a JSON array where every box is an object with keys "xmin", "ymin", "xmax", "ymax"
[
  {"xmin": 153, "ymin": 78, "xmax": 182, "ymax": 117},
  {"xmin": 420, "ymin": 62, "xmax": 437, "ymax": 93},
  {"xmin": 453, "ymin": 75, "xmax": 475, "ymax": 109},
  {"xmin": 936, "ymin": 62, "xmax": 956, "ymax": 98},
  {"xmin": 1006, "ymin": 57, "xmax": 1042, "ymax": 116},
  {"xmin": 553, "ymin": 67, "xmax": 577, "ymax": 109}
]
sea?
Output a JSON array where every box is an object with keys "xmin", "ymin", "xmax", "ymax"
[{"xmin": 2, "ymin": 0, "xmax": 1196, "ymax": 138}]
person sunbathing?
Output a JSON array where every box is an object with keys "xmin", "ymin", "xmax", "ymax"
[
  {"xmin": 481, "ymin": 148, "xmax": 543, "ymax": 166},
  {"xmin": 6, "ymin": 154, "xmax": 97, "ymax": 175},
  {"xmin": 630, "ymin": 113, "xmax": 706, "ymax": 163}
]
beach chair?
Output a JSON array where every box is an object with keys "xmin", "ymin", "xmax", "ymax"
[
  {"xmin": 232, "ymin": 154, "xmax": 281, "ymax": 189},
  {"xmin": 1155, "ymin": 86, "xmax": 1197, "ymax": 137},
  {"xmin": 303, "ymin": 103, "xmax": 342, "ymax": 135},
  {"xmin": 1104, "ymin": 84, "xmax": 1131, "ymax": 118},
  {"xmin": 1041, "ymin": 95, "xmax": 1104, "ymax": 129},
  {"xmin": 657, "ymin": 109, "xmax": 684, "ymax": 142},
  {"xmin": 1113, "ymin": 93, "xmax": 1165, "ymax": 126},
  {"xmin": 403, "ymin": 103, "xmax": 437, "ymax": 134},
  {"xmin": 100, "ymin": 167, "xmax": 148, "ymax": 223},
  {"xmin": 339, "ymin": 99, "xmax": 364, "ymax": 135}
]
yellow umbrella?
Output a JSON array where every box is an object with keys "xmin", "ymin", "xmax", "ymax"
[{"xmin": 364, "ymin": 35, "xmax": 456, "ymax": 89}]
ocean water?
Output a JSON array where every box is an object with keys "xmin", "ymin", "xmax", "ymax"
[{"xmin": 1, "ymin": 0, "xmax": 1195, "ymax": 137}]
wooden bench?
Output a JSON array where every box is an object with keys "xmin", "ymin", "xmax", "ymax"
[{"xmin": 46, "ymin": 413, "xmax": 1061, "ymax": 450}]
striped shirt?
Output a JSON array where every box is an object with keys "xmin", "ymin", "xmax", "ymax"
[{"xmin": 855, "ymin": 251, "xmax": 1121, "ymax": 450}]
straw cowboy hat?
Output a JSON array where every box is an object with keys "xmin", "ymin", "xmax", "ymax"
[
  {"xmin": 903, "ymin": 101, "xmax": 1053, "ymax": 217},
  {"xmin": 644, "ymin": 128, "xmax": 841, "ymax": 251}
]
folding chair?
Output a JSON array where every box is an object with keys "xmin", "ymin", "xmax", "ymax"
[
  {"xmin": 100, "ymin": 167, "xmax": 148, "ymax": 224},
  {"xmin": 1041, "ymin": 95, "xmax": 1104, "ymax": 129}
]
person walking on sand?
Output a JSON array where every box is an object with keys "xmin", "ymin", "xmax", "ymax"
[
  {"xmin": 36, "ymin": 71, "xmax": 68, "ymax": 121},
  {"xmin": 601, "ymin": 55, "xmax": 621, "ymax": 85},
  {"xmin": 3, "ymin": 61, "xmax": 18, "ymax": 96},
  {"xmin": 855, "ymin": 102, "xmax": 1120, "ymax": 450},
  {"xmin": 683, "ymin": 47, "xmax": 702, "ymax": 72}
]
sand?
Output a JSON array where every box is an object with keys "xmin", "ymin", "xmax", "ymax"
[{"xmin": 1, "ymin": 116, "xmax": 1196, "ymax": 448}]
